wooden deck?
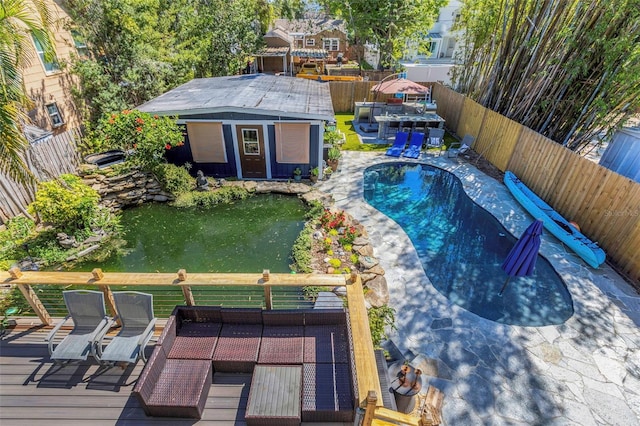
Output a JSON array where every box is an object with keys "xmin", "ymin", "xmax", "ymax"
[{"xmin": 0, "ymin": 322, "xmax": 356, "ymax": 425}]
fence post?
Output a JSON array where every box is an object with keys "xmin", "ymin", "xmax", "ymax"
[
  {"xmin": 262, "ymin": 269, "xmax": 272, "ymax": 310},
  {"xmin": 92, "ymin": 268, "xmax": 120, "ymax": 326},
  {"xmin": 361, "ymin": 390, "xmax": 378, "ymax": 426},
  {"xmin": 9, "ymin": 267, "xmax": 52, "ymax": 326},
  {"xmin": 177, "ymin": 269, "xmax": 195, "ymax": 306}
]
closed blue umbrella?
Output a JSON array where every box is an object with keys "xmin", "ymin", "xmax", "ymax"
[{"xmin": 499, "ymin": 220, "xmax": 544, "ymax": 295}]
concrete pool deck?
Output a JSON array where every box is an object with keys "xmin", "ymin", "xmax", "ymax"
[{"xmin": 315, "ymin": 150, "xmax": 640, "ymax": 425}]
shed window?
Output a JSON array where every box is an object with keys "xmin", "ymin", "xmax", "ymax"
[
  {"xmin": 306, "ymin": 39, "xmax": 315, "ymax": 46},
  {"xmin": 187, "ymin": 122, "xmax": 227, "ymax": 163},
  {"xmin": 275, "ymin": 123, "xmax": 310, "ymax": 164}
]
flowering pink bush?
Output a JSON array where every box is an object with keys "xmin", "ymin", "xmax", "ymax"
[{"xmin": 95, "ymin": 109, "xmax": 184, "ymax": 170}]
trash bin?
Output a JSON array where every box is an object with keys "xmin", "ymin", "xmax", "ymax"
[{"xmin": 389, "ymin": 363, "xmax": 422, "ymax": 414}]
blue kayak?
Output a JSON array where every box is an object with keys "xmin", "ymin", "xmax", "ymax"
[{"xmin": 504, "ymin": 171, "xmax": 606, "ymax": 268}]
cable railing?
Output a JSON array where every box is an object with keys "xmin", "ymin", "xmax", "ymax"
[{"xmin": 1, "ymin": 267, "xmax": 346, "ymax": 324}]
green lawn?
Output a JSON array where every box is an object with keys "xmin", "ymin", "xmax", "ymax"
[
  {"xmin": 334, "ymin": 113, "xmax": 388, "ymax": 151},
  {"xmin": 334, "ymin": 112, "xmax": 457, "ymax": 152}
]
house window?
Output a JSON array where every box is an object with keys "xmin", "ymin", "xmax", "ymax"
[
  {"xmin": 71, "ymin": 30, "xmax": 88, "ymax": 57},
  {"xmin": 46, "ymin": 103, "xmax": 64, "ymax": 128},
  {"xmin": 275, "ymin": 123, "xmax": 310, "ymax": 163},
  {"xmin": 186, "ymin": 122, "xmax": 227, "ymax": 163},
  {"xmin": 242, "ymin": 129, "xmax": 260, "ymax": 155},
  {"xmin": 323, "ymin": 38, "xmax": 339, "ymax": 51},
  {"xmin": 32, "ymin": 34, "xmax": 59, "ymax": 73},
  {"xmin": 306, "ymin": 39, "xmax": 315, "ymax": 46}
]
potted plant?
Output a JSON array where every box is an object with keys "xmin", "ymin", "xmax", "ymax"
[
  {"xmin": 327, "ymin": 147, "xmax": 341, "ymax": 172},
  {"xmin": 293, "ymin": 167, "xmax": 302, "ymax": 182},
  {"xmin": 323, "ymin": 166, "xmax": 333, "ymax": 180},
  {"xmin": 309, "ymin": 167, "xmax": 319, "ymax": 183}
]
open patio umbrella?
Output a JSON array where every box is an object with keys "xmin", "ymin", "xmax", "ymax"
[
  {"xmin": 370, "ymin": 78, "xmax": 430, "ymax": 95},
  {"xmin": 499, "ymin": 219, "xmax": 544, "ymax": 295}
]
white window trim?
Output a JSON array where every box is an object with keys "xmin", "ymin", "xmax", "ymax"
[
  {"xmin": 306, "ymin": 39, "xmax": 315, "ymax": 46},
  {"xmin": 45, "ymin": 103, "xmax": 64, "ymax": 128},
  {"xmin": 323, "ymin": 38, "xmax": 340, "ymax": 52},
  {"xmin": 241, "ymin": 128, "xmax": 261, "ymax": 156},
  {"xmin": 32, "ymin": 35, "xmax": 59, "ymax": 74}
]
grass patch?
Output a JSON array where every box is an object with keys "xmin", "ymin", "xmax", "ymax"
[{"xmin": 334, "ymin": 113, "xmax": 388, "ymax": 152}]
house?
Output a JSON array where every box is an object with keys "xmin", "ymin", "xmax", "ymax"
[
  {"xmin": 396, "ymin": 0, "xmax": 462, "ymax": 84},
  {"xmin": 272, "ymin": 18, "xmax": 350, "ymax": 63},
  {"xmin": 137, "ymin": 74, "xmax": 334, "ymax": 180},
  {"xmin": 21, "ymin": 0, "xmax": 84, "ymax": 135}
]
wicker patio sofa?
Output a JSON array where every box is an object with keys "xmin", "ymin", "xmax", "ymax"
[{"xmin": 133, "ymin": 306, "xmax": 357, "ymax": 422}]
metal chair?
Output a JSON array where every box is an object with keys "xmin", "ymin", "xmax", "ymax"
[
  {"xmin": 46, "ymin": 290, "xmax": 112, "ymax": 364},
  {"xmin": 447, "ymin": 134, "xmax": 474, "ymax": 158},
  {"xmin": 425, "ymin": 128, "xmax": 446, "ymax": 156},
  {"xmin": 96, "ymin": 291, "xmax": 156, "ymax": 365}
]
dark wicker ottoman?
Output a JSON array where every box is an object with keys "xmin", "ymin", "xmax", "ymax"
[
  {"xmin": 245, "ymin": 365, "xmax": 302, "ymax": 426},
  {"xmin": 302, "ymin": 362, "xmax": 354, "ymax": 422}
]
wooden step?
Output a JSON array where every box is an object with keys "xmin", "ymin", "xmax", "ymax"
[{"xmin": 421, "ymin": 385, "xmax": 444, "ymax": 425}]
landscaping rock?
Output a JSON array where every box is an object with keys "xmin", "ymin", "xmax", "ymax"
[
  {"xmin": 359, "ymin": 255, "xmax": 379, "ymax": 269},
  {"xmin": 360, "ymin": 273, "xmax": 377, "ymax": 284},
  {"xmin": 352, "ymin": 236, "xmax": 369, "ymax": 246},
  {"xmin": 333, "ymin": 286, "xmax": 347, "ymax": 297},
  {"xmin": 364, "ymin": 275, "xmax": 389, "ymax": 307},
  {"xmin": 363, "ymin": 265, "xmax": 385, "ymax": 276},
  {"xmin": 355, "ymin": 244, "xmax": 374, "ymax": 257},
  {"xmin": 153, "ymin": 195, "xmax": 169, "ymax": 202}
]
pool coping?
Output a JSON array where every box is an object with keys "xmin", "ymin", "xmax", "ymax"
[{"xmin": 316, "ymin": 150, "xmax": 640, "ymax": 425}]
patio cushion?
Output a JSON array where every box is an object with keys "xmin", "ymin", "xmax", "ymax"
[
  {"xmin": 302, "ymin": 362, "xmax": 354, "ymax": 422},
  {"xmin": 212, "ymin": 323, "xmax": 262, "ymax": 372},
  {"xmin": 303, "ymin": 324, "xmax": 350, "ymax": 364},
  {"xmin": 168, "ymin": 322, "xmax": 222, "ymax": 360},
  {"xmin": 258, "ymin": 325, "xmax": 304, "ymax": 364}
]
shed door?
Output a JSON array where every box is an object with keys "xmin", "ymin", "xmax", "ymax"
[{"xmin": 236, "ymin": 125, "xmax": 266, "ymax": 178}]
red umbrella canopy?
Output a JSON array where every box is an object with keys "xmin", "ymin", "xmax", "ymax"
[{"xmin": 370, "ymin": 78, "xmax": 430, "ymax": 95}]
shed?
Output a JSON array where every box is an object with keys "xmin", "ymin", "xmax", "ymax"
[
  {"xmin": 599, "ymin": 127, "xmax": 640, "ymax": 183},
  {"xmin": 137, "ymin": 74, "xmax": 334, "ymax": 180}
]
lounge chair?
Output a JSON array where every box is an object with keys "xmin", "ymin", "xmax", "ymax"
[
  {"xmin": 401, "ymin": 132, "xmax": 425, "ymax": 158},
  {"xmin": 385, "ymin": 131, "xmax": 409, "ymax": 157},
  {"xmin": 447, "ymin": 134, "xmax": 474, "ymax": 158},
  {"xmin": 96, "ymin": 291, "xmax": 156, "ymax": 366},
  {"xmin": 46, "ymin": 290, "xmax": 112, "ymax": 364},
  {"xmin": 425, "ymin": 128, "xmax": 445, "ymax": 156}
]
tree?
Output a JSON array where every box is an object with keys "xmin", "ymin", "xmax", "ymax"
[
  {"xmin": 451, "ymin": 0, "xmax": 640, "ymax": 151},
  {"xmin": 64, "ymin": 0, "xmax": 267, "ymax": 128},
  {"xmin": 320, "ymin": 0, "xmax": 446, "ymax": 69},
  {"xmin": 0, "ymin": 0, "xmax": 55, "ymax": 184}
]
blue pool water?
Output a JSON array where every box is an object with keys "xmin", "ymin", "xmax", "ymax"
[{"xmin": 363, "ymin": 163, "xmax": 573, "ymax": 326}]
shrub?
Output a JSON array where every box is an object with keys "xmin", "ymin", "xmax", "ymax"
[
  {"xmin": 367, "ymin": 305, "xmax": 396, "ymax": 347},
  {"xmin": 339, "ymin": 225, "xmax": 358, "ymax": 246},
  {"xmin": 329, "ymin": 258, "xmax": 342, "ymax": 268},
  {"xmin": 153, "ymin": 163, "xmax": 194, "ymax": 195},
  {"xmin": 291, "ymin": 222, "xmax": 314, "ymax": 273},
  {"xmin": 319, "ymin": 209, "xmax": 346, "ymax": 231},
  {"xmin": 93, "ymin": 109, "xmax": 184, "ymax": 170},
  {"xmin": 28, "ymin": 174, "xmax": 100, "ymax": 232},
  {"xmin": 172, "ymin": 186, "xmax": 250, "ymax": 208},
  {"xmin": 350, "ymin": 253, "xmax": 359, "ymax": 264}
]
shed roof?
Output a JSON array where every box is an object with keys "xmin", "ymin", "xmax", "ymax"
[{"xmin": 137, "ymin": 74, "xmax": 334, "ymax": 121}]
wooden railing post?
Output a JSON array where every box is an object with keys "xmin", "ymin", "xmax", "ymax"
[
  {"xmin": 262, "ymin": 269, "xmax": 272, "ymax": 310},
  {"xmin": 361, "ymin": 390, "xmax": 377, "ymax": 426},
  {"xmin": 92, "ymin": 268, "xmax": 120, "ymax": 326},
  {"xmin": 9, "ymin": 267, "xmax": 52, "ymax": 325},
  {"xmin": 177, "ymin": 269, "xmax": 195, "ymax": 306}
]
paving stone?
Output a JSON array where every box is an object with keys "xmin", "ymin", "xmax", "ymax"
[
  {"xmin": 583, "ymin": 388, "xmax": 639, "ymax": 426},
  {"xmin": 430, "ymin": 317, "xmax": 452, "ymax": 329}
]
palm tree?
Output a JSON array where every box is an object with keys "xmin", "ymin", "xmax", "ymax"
[{"xmin": 0, "ymin": 0, "xmax": 55, "ymax": 184}]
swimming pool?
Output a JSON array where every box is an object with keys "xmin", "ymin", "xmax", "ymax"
[{"xmin": 363, "ymin": 163, "xmax": 573, "ymax": 326}]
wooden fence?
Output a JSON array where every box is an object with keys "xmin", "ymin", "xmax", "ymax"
[{"xmin": 0, "ymin": 128, "xmax": 81, "ymax": 224}]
